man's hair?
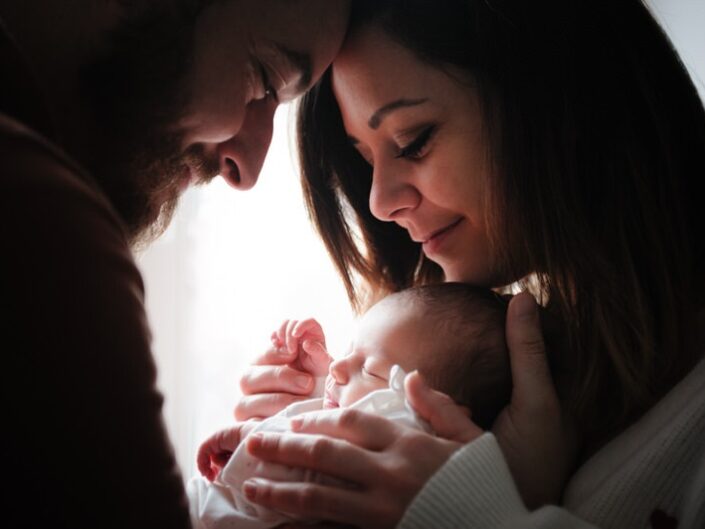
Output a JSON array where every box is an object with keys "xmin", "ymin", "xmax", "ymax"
[{"xmin": 393, "ymin": 283, "xmax": 511, "ymax": 430}]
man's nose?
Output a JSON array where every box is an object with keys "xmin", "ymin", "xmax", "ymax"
[{"xmin": 217, "ymin": 97, "xmax": 277, "ymax": 190}]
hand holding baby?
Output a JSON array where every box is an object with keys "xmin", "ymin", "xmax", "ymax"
[
  {"xmin": 236, "ymin": 319, "xmax": 334, "ymax": 420},
  {"xmin": 242, "ymin": 372, "xmax": 482, "ymax": 529},
  {"xmin": 201, "ymin": 319, "xmax": 333, "ymax": 482}
]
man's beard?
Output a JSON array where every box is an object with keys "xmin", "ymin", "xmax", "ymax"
[{"xmin": 79, "ymin": 2, "xmax": 220, "ymax": 248}]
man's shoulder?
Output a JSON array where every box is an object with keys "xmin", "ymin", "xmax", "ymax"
[
  {"xmin": 1, "ymin": 112, "xmax": 97, "ymax": 192},
  {"xmin": 0, "ymin": 111, "xmax": 127, "ymax": 238}
]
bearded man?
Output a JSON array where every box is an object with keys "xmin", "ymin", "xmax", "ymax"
[{"xmin": 0, "ymin": 1, "xmax": 349, "ymax": 526}]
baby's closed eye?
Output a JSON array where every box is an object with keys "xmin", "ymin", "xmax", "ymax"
[{"xmin": 362, "ymin": 365, "xmax": 388, "ymax": 380}]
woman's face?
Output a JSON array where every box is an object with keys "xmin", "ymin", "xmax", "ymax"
[{"xmin": 332, "ymin": 26, "xmax": 502, "ymax": 285}]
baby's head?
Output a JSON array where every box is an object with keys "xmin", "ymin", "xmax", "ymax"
[{"xmin": 324, "ymin": 283, "xmax": 512, "ymax": 429}]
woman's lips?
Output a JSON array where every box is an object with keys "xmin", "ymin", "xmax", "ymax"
[{"xmin": 421, "ymin": 218, "xmax": 463, "ymax": 254}]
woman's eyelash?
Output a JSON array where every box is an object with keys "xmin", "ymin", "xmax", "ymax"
[{"xmin": 396, "ymin": 125, "xmax": 435, "ymax": 159}]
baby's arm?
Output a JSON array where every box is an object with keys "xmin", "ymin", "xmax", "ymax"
[{"xmin": 197, "ymin": 421, "xmax": 259, "ymax": 482}]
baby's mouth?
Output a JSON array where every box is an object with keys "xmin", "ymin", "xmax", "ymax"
[
  {"xmin": 323, "ymin": 390, "xmax": 339, "ymax": 409},
  {"xmin": 323, "ymin": 375, "xmax": 339, "ymax": 408},
  {"xmin": 323, "ymin": 395, "xmax": 340, "ymax": 409}
]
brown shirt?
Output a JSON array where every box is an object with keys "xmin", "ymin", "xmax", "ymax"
[{"xmin": 0, "ymin": 19, "xmax": 191, "ymax": 529}]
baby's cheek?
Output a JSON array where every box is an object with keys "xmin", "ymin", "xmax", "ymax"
[{"xmin": 344, "ymin": 379, "xmax": 387, "ymax": 406}]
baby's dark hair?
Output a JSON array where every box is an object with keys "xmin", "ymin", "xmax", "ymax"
[{"xmin": 394, "ymin": 283, "xmax": 511, "ymax": 430}]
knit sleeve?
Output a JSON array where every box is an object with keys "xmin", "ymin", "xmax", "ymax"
[
  {"xmin": 682, "ymin": 447, "xmax": 705, "ymax": 528},
  {"xmin": 398, "ymin": 433, "xmax": 598, "ymax": 529}
]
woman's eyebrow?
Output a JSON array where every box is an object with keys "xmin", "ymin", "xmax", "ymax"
[{"xmin": 368, "ymin": 98, "xmax": 429, "ymax": 129}]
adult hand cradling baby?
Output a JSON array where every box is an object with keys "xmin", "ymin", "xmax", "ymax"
[
  {"xmin": 236, "ymin": 319, "xmax": 334, "ymax": 421},
  {"xmin": 235, "ymin": 293, "xmax": 574, "ymax": 528},
  {"xmin": 8, "ymin": 0, "xmax": 703, "ymax": 526}
]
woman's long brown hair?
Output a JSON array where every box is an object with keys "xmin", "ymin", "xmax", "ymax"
[{"xmin": 297, "ymin": 0, "xmax": 705, "ymax": 440}]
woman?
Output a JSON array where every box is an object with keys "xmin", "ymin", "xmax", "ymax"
[{"xmin": 235, "ymin": 1, "xmax": 705, "ymax": 527}]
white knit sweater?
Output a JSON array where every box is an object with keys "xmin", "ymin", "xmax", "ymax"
[{"xmin": 399, "ymin": 357, "xmax": 705, "ymax": 529}]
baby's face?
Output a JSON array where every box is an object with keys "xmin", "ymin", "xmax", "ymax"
[{"xmin": 323, "ymin": 296, "xmax": 427, "ymax": 408}]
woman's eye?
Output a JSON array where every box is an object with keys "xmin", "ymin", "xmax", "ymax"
[
  {"xmin": 258, "ymin": 62, "xmax": 278, "ymax": 102},
  {"xmin": 396, "ymin": 125, "xmax": 435, "ymax": 160}
]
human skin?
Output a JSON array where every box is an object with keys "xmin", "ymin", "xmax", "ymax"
[
  {"xmin": 234, "ymin": 291, "xmax": 439, "ymax": 418},
  {"xmin": 237, "ymin": 26, "xmax": 574, "ymax": 524},
  {"xmin": 179, "ymin": 0, "xmax": 351, "ymax": 191},
  {"xmin": 271, "ymin": 295, "xmax": 449, "ymax": 411},
  {"xmin": 202, "ymin": 298, "xmax": 436, "ymax": 481},
  {"xmin": 197, "ymin": 296, "xmax": 472, "ymax": 481},
  {"xmin": 235, "ymin": 24, "xmax": 508, "ymax": 416},
  {"xmin": 331, "ymin": 25, "xmax": 499, "ymax": 286},
  {"xmin": 324, "ymin": 295, "xmax": 434, "ymax": 408},
  {"xmin": 0, "ymin": 0, "xmax": 351, "ymax": 241},
  {"xmin": 242, "ymin": 294, "xmax": 573, "ymax": 528}
]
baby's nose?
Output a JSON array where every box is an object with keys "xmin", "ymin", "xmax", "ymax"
[{"xmin": 329, "ymin": 358, "xmax": 348, "ymax": 384}]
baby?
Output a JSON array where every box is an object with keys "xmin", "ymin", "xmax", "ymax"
[{"xmin": 188, "ymin": 283, "xmax": 512, "ymax": 529}]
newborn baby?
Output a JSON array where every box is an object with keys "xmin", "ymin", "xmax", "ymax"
[{"xmin": 188, "ymin": 283, "xmax": 512, "ymax": 528}]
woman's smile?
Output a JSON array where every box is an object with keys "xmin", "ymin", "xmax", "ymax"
[
  {"xmin": 332, "ymin": 25, "xmax": 496, "ymax": 285},
  {"xmin": 418, "ymin": 217, "xmax": 463, "ymax": 256}
]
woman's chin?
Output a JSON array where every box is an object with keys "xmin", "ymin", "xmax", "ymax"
[
  {"xmin": 441, "ymin": 264, "xmax": 516, "ymax": 288},
  {"xmin": 440, "ymin": 264, "xmax": 486, "ymax": 285}
]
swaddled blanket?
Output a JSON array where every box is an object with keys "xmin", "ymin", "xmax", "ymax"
[{"xmin": 188, "ymin": 366, "xmax": 430, "ymax": 529}]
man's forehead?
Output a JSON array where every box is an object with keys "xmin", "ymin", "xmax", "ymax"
[{"xmin": 274, "ymin": 43, "xmax": 312, "ymax": 93}]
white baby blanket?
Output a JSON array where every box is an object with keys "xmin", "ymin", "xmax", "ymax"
[{"xmin": 187, "ymin": 366, "xmax": 430, "ymax": 529}]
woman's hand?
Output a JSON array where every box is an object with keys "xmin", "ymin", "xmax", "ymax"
[
  {"xmin": 240, "ymin": 376, "xmax": 482, "ymax": 529},
  {"xmin": 492, "ymin": 292, "xmax": 577, "ymax": 509},
  {"xmin": 236, "ymin": 319, "xmax": 333, "ymax": 421}
]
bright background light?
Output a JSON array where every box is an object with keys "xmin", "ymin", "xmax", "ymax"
[
  {"xmin": 136, "ymin": 0, "xmax": 704, "ymax": 481},
  {"xmin": 136, "ymin": 106, "xmax": 355, "ymax": 479}
]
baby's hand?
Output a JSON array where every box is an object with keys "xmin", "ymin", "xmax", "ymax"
[
  {"xmin": 197, "ymin": 421, "xmax": 258, "ymax": 481},
  {"xmin": 236, "ymin": 320, "xmax": 333, "ymax": 421},
  {"xmin": 271, "ymin": 318, "xmax": 331, "ymax": 377}
]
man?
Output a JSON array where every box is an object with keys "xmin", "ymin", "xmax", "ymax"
[{"xmin": 0, "ymin": 0, "xmax": 349, "ymax": 526}]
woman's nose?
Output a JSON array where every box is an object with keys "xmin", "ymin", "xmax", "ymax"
[
  {"xmin": 216, "ymin": 97, "xmax": 277, "ymax": 191},
  {"xmin": 368, "ymin": 163, "xmax": 420, "ymax": 221}
]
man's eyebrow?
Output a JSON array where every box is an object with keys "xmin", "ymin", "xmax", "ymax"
[
  {"xmin": 368, "ymin": 98, "xmax": 429, "ymax": 129},
  {"xmin": 274, "ymin": 43, "xmax": 312, "ymax": 92}
]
